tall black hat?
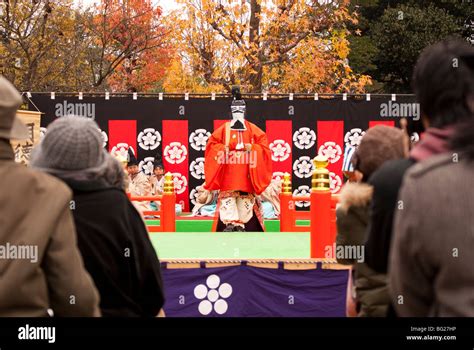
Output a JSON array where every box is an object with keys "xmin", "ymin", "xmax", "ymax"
[{"xmin": 127, "ymin": 148, "xmax": 138, "ymax": 166}]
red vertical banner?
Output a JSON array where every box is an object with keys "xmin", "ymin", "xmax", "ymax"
[
  {"xmin": 266, "ymin": 120, "xmax": 292, "ymax": 181},
  {"xmin": 317, "ymin": 121, "xmax": 344, "ymax": 194},
  {"xmin": 369, "ymin": 120, "xmax": 395, "ymax": 128},
  {"xmin": 108, "ymin": 120, "xmax": 137, "ymax": 158},
  {"xmin": 162, "ymin": 120, "xmax": 189, "ymax": 211}
]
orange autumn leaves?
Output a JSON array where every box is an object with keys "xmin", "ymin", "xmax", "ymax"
[
  {"xmin": 88, "ymin": 0, "xmax": 172, "ymax": 91},
  {"xmin": 1, "ymin": 0, "xmax": 371, "ymax": 93},
  {"xmin": 164, "ymin": 0, "xmax": 371, "ymax": 93}
]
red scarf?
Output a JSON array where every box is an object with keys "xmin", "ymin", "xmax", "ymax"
[{"xmin": 410, "ymin": 126, "xmax": 455, "ymax": 162}]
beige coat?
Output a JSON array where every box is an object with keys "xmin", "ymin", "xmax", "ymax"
[
  {"xmin": 336, "ymin": 182, "xmax": 391, "ymax": 317},
  {"xmin": 0, "ymin": 140, "xmax": 100, "ymax": 317},
  {"xmin": 391, "ymin": 153, "xmax": 474, "ymax": 316}
]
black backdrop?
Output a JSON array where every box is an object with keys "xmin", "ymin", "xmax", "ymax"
[{"xmin": 29, "ymin": 93, "xmax": 421, "ymax": 211}]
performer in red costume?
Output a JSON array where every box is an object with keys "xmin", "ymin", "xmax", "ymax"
[{"xmin": 204, "ymin": 90, "xmax": 272, "ymax": 232}]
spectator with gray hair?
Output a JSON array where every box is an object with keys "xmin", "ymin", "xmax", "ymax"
[
  {"xmin": 31, "ymin": 116, "xmax": 165, "ymax": 317},
  {"xmin": 0, "ymin": 76, "xmax": 100, "ymax": 317}
]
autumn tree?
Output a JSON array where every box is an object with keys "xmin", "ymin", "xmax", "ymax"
[
  {"xmin": 0, "ymin": 0, "xmax": 91, "ymax": 91},
  {"xmin": 165, "ymin": 0, "xmax": 371, "ymax": 93},
  {"xmin": 83, "ymin": 0, "xmax": 172, "ymax": 91}
]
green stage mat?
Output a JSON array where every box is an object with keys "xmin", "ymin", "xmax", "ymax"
[
  {"xmin": 149, "ymin": 232, "xmax": 310, "ymax": 259},
  {"xmin": 145, "ymin": 219, "xmax": 310, "ymax": 232}
]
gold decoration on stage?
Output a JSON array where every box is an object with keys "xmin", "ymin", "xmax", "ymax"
[
  {"xmin": 163, "ymin": 172, "xmax": 174, "ymax": 194},
  {"xmin": 282, "ymin": 172, "xmax": 292, "ymax": 194},
  {"xmin": 312, "ymin": 155, "xmax": 330, "ymax": 191}
]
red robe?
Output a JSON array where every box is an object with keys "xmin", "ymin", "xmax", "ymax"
[{"xmin": 204, "ymin": 121, "xmax": 272, "ymax": 195}]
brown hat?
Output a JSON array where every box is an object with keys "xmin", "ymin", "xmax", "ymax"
[
  {"xmin": 0, "ymin": 76, "xmax": 29, "ymax": 140},
  {"xmin": 352, "ymin": 125, "xmax": 406, "ymax": 179}
]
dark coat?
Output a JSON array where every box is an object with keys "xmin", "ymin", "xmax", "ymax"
[
  {"xmin": 365, "ymin": 158, "xmax": 415, "ymax": 273},
  {"xmin": 336, "ymin": 182, "xmax": 390, "ymax": 317},
  {"xmin": 61, "ymin": 178, "xmax": 165, "ymax": 317}
]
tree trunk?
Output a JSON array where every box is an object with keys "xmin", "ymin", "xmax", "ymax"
[{"xmin": 248, "ymin": 0, "xmax": 262, "ymax": 92}]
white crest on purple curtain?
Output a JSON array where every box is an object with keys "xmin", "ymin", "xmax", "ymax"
[{"xmin": 194, "ymin": 274, "xmax": 233, "ymax": 316}]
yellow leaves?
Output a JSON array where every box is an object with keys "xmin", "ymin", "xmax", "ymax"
[
  {"xmin": 163, "ymin": 0, "xmax": 371, "ymax": 92},
  {"xmin": 330, "ymin": 29, "xmax": 350, "ymax": 60},
  {"xmin": 162, "ymin": 58, "xmax": 225, "ymax": 93}
]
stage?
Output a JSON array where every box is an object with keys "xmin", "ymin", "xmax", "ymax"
[{"xmin": 149, "ymin": 228, "xmax": 349, "ymax": 317}]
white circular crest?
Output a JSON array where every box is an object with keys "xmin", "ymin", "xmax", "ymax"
[
  {"xmin": 189, "ymin": 187, "xmax": 199, "ymax": 206},
  {"xmin": 269, "ymin": 139, "xmax": 291, "ymax": 162},
  {"xmin": 137, "ymin": 128, "xmax": 161, "ymax": 150},
  {"xmin": 344, "ymin": 128, "xmax": 365, "ymax": 148},
  {"xmin": 190, "ymin": 157, "xmax": 205, "ymax": 180},
  {"xmin": 189, "ymin": 129, "xmax": 211, "ymax": 151},
  {"xmin": 293, "ymin": 156, "xmax": 314, "ymax": 179},
  {"xmin": 170, "ymin": 172, "xmax": 188, "ymax": 195},
  {"xmin": 111, "ymin": 143, "xmax": 135, "ymax": 160},
  {"xmin": 293, "ymin": 127, "xmax": 316, "ymax": 149},
  {"xmin": 194, "ymin": 274, "xmax": 233, "ymax": 316},
  {"xmin": 164, "ymin": 142, "xmax": 187, "ymax": 164},
  {"xmin": 318, "ymin": 141, "xmax": 342, "ymax": 164},
  {"xmin": 293, "ymin": 185, "xmax": 311, "ymax": 208},
  {"xmin": 139, "ymin": 157, "xmax": 155, "ymax": 176},
  {"xmin": 272, "ymin": 171, "xmax": 285, "ymax": 183}
]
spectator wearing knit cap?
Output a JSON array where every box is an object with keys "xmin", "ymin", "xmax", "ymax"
[
  {"xmin": 0, "ymin": 77, "xmax": 100, "ymax": 317},
  {"xmin": 31, "ymin": 116, "xmax": 165, "ymax": 317},
  {"xmin": 336, "ymin": 125, "xmax": 407, "ymax": 317}
]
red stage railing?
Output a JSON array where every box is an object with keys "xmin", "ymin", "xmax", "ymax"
[
  {"xmin": 128, "ymin": 173, "xmax": 176, "ymax": 232},
  {"xmin": 279, "ymin": 156, "xmax": 339, "ymax": 258}
]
